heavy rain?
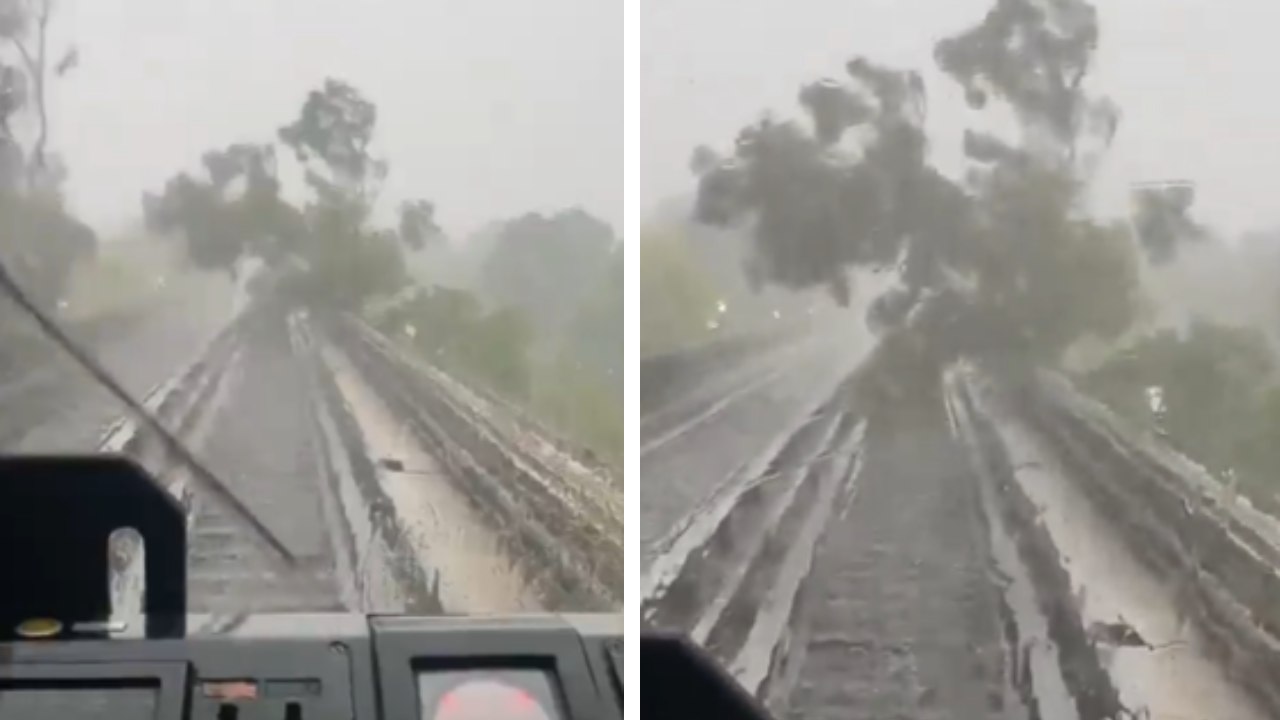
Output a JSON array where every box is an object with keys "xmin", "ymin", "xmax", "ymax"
[
  {"xmin": 0, "ymin": 0, "xmax": 621, "ymax": 618},
  {"xmin": 642, "ymin": 0, "xmax": 1280, "ymax": 718}
]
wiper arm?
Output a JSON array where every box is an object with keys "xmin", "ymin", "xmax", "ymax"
[{"xmin": 0, "ymin": 263, "xmax": 297, "ymax": 568}]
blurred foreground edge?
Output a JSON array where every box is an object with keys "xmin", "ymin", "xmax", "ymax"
[{"xmin": 641, "ymin": 630, "xmax": 772, "ymax": 720}]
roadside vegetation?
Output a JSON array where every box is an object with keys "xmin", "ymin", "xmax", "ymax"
[
  {"xmin": 640, "ymin": 226, "xmax": 721, "ymax": 357},
  {"xmin": 367, "ymin": 213, "xmax": 622, "ymax": 472},
  {"xmin": 1079, "ymin": 320, "xmax": 1280, "ymax": 513}
]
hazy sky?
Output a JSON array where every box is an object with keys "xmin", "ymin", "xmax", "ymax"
[
  {"xmin": 42, "ymin": 0, "xmax": 619, "ymax": 237},
  {"xmin": 644, "ymin": 0, "xmax": 1280, "ymax": 237}
]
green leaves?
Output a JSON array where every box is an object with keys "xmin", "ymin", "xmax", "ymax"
[
  {"xmin": 398, "ymin": 199, "xmax": 440, "ymax": 251},
  {"xmin": 375, "ymin": 285, "xmax": 534, "ymax": 400},
  {"xmin": 278, "ymin": 78, "xmax": 381, "ymax": 196},
  {"xmin": 144, "ymin": 79, "xmax": 440, "ymax": 312},
  {"xmin": 478, "ymin": 209, "xmax": 617, "ymax": 338},
  {"xmin": 1131, "ymin": 182, "xmax": 1207, "ymax": 264},
  {"xmin": 1082, "ymin": 321, "xmax": 1280, "ymax": 506},
  {"xmin": 143, "ymin": 144, "xmax": 286, "ymax": 275},
  {"xmin": 640, "ymin": 227, "xmax": 720, "ymax": 356},
  {"xmin": 935, "ymin": 0, "xmax": 1107, "ymax": 151},
  {"xmin": 691, "ymin": 0, "xmax": 1147, "ymax": 366}
]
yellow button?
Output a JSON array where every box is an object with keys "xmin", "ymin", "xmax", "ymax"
[{"xmin": 16, "ymin": 618, "xmax": 62, "ymax": 638}]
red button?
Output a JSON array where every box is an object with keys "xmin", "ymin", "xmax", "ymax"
[{"xmin": 436, "ymin": 680, "xmax": 550, "ymax": 720}]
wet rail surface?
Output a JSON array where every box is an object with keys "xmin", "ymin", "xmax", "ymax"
[
  {"xmin": 149, "ymin": 310, "xmax": 553, "ymax": 615},
  {"xmin": 640, "ymin": 328, "xmax": 870, "ymax": 570},
  {"xmin": 644, "ymin": 376, "xmax": 1011, "ymax": 720},
  {"xmin": 643, "ymin": 347, "xmax": 1279, "ymax": 719},
  {"xmin": 182, "ymin": 310, "xmax": 350, "ymax": 613},
  {"xmin": 775, "ymin": 405, "xmax": 1010, "ymax": 720},
  {"xmin": 6, "ymin": 296, "xmax": 607, "ymax": 617}
]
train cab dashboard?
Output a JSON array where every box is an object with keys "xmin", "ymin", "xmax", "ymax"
[
  {"xmin": 0, "ymin": 613, "xmax": 622, "ymax": 720},
  {"xmin": 0, "ymin": 457, "xmax": 621, "ymax": 720}
]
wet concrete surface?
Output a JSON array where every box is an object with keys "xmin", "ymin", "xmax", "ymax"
[
  {"xmin": 336, "ymin": 316, "xmax": 621, "ymax": 610},
  {"xmin": 320, "ymin": 342, "xmax": 540, "ymax": 613},
  {"xmin": 965, "ymin": 375, "xmax": 1270, "ymax": 720}
]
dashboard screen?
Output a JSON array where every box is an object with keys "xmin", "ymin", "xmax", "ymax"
[
  {"xmin": 418, "ymin": 669, "xmax": 562, "ymax": 720},
  {"xmin": 0, "ymin": 686, "xmax": 157, "ymax": 720}
]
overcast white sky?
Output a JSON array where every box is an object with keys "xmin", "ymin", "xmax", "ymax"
[
  {"xmin": 42, "ymin": 0, "xmax": 619, "ymax": 238},
  {"xmin": 644, "ymin": 0, "xmax": 1280, "ymax": 238}
]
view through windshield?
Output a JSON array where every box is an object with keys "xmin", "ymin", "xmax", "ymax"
[
  {"xmin": 0, "ymin": 0, "xmax": 621, "ymax": 617},
  {"xmin": 642, "ymin": 1, "xmax": 1280, "ymax": 718}
]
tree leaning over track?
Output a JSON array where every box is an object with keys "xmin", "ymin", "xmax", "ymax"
[
  {"xmin": 143, "ymin": 78, "xmax": 440, "ymax": 312},
  {"xmin": 691, "ymin": 0, "xmax": 1206, "ymax": 378}
]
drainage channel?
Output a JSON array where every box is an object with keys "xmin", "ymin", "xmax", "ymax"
[
  {"xmin": 316, "ymin": 339, "xmax": 541, "ymax": 614},
  {"xmin": 960, "ymin": 369, "xmax": 1269, "ymax": 720}
]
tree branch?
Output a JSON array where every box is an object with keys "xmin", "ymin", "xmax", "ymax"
[
  {"xmin": 11, "ymin": 36, "xmax": 35, "ymax": 77},
  {"xmin": 29, "ymin": 0, "xmax": 50, "ymax": 182},
  {"xmin": 6, "ymin": 2, "xmax": 50, "ymax": 191}
]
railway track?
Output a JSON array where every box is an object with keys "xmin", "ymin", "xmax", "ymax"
[
  {"xmin": 646, "ymin": 352, "xmax": 1280, "ymax": 719},
  {"xmin": 107, "ymin": 308, "xmax": 355, "ymax": 615},
  {"xmin": 330, "ymin": 315, "xmax": 622, "ymax": 610},
  {"xmin": 9, "ymin": 294, "xmax": 615, "ymax": 620}
]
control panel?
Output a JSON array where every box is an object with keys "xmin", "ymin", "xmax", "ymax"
[{"xmin": 0, "ymin": 613, "xmax": 622, "ymax": 720}]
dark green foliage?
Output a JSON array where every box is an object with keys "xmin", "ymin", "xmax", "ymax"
[
  {"xmin": 564, "ymin": 249, "xmax": 622, "ymax": 384},
  {"xmin": 1081, "ymin": 321, "xmax": 1280, "ymax": 503},
  {"xmin": 478, "ymin": 209, "xmax": 617, "ymax": 340},
  {"xmin": 639, "ymin": 227, "xmax": 720, "ymax": 356},
  {"xmin": 375, "ymin": 285, "xmax": 534, "ymax": 401},
  {"xmin": 144, "ymin": 79, "xmax": 430, "ymax": 311},
  {"xmin": 531, "ymin": 351, "xmax": 621, "ymax": 470},
  {"xmin": 690, "ymin": 0, "xmax": 1154, "ymax": 366},
  {"xmin": 398, "ymin": 199, "xmax": 440, "ymax": 251},
  {"xmin": 142, "ymin": 143, "xmax": 290, "ymax": 275},
  {"xmin": 1131, "ymin": 184, "xmax": 1206, "ymax": 264},
  {"xmin": 278, "ymin": 78, "xmax": 384, "ymax": 198}
]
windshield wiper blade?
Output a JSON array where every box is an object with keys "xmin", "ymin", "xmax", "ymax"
[{"xmin": 0, "ymin": 262, "xmax": 297, "ymax": 568}]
